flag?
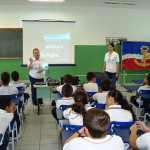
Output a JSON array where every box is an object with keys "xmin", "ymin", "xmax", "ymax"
[{"xmin": 122, "ymin": 41, "xmax": 150, "ymax": 70}]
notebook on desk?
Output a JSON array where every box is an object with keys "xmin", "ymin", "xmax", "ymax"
[{"xmin": 34, "ymin": 82, "xmax": 46, "ymax": 85}]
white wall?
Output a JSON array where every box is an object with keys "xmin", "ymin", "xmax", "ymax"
[{"xmin": 0, "ymin": 5, "xmax": 150, "ymax": 45}]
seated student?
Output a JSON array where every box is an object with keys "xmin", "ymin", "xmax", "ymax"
[
  {"xmin": 83, "ymin": 72, "xmax": 98, "ymax": 92},
  {"xmin": 0, "ymin": 96, "xmax": 15, "ymax": 150},
  {"xmin": 91, "ymin": 78, "xmax": 111, "ymax": 104},
  {"xmin": 130, "ymin": 75, "xmax": 150, "ymax": 115},
  {"xmin": 63, "ymin": 90, "xmax": 92, "ymax": 125},
  {"xmin": 105, "ymin": 89, "xmax": 136, "ymax": 122},
  {"xmin": 9, "ymin": 71, "xmax": 26, "ymax": 89},
  {"xmin": 63, "ymin": 108, "xmax": 124, "ymax": 150},
  {"xmin": 51, "ymin": 74, "xmax": 77, "ymax": 93},
  {"xmin": 129, "ymin": 121, "xmax": 150, "ymax": 150},
  {"xmin": 0, "ymin": 72, "xmax": 18, "ymax": 95},
  {"xmin": 52, "ymin": 84, "xmax": 75, "ymax": 121}
]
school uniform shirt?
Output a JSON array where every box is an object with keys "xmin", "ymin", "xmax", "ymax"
[
  {"xmin": 56, "ymin": 97, "xmax": 75, "ymax": 109},
  {"xmin": 93, "ymin": 91, "xmax": 109, "ymax": 104},
  {"xmin": 56, "ymin": 84, "xmax": 77, "ymax": 93},
  {"xmin": 104, "ymin": 51, "xmax": 120, "ymax": 73},
  {"xmin": 28, "ymin": 57, "xmax": 46, "ymax": 79},
  {"xmin": 136, "ymin": 132, "xmax": 150, "ymax": 150},
  {"xmin": 0, "ymin": 85, "xmax": 18, "ymax": 95},
  {"xmin": 63, "ymin": 104, "xmax": 93, "ymax": 125},
  {"xmin": 83, "ymin": 82, "xmax": 98, "ymax": 92},
  {"xmin": 0, "ymin": 109, "xmax": 13, "ymax": 145},
  {"xmin": 105, "ymin": 105, "xmax": 133, "ymax": 122},
  {"xmin": 63, "ymin": 135, "xmax": 124, "ymax": 150},
  {"xmin": 137, "ymin": 85, "xmax": 150, "ymax": 93},
  {"xmin": 9, "ymin": 81, "xmax": 26, "ymax": 89}
]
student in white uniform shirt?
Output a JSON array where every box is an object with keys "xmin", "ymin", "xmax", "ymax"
[
  {"xmin": 63, "ymin": 90, "xmax": 92, "ymax": 125},
  {"xmin": 103, "ymin": 43, "xmax": 119, "ymax": 89},
  {"xmin": 130, "ymin": 75, "xmax": 150, "ymax": 115},
  {"xmin": 63, "ymin": 108, "xmax": 124, "ymax": 150},
  {"xmin": 27, "ymin": 48, "xmax": 48, "ymax": 106},
  {"xmin": 129, "ymin": 121, "xmax": 150, "ymax": 150},
  {"xmin": 0, "ymin": 96, "xmax": 16, "ymax": 149},
  {"xmin": 51, "ymin": 74, "xmax": 77, "ymax": 93},
  {"xmin": 52, "ymin": 84, "xmax": 75, "ymax": 121},
  {"xmin": 83, "ymin": 72, "xmax": 98, "ymax": 92},
  {"xmin": 91, "ymin": 78, "xmax": 111, "ymax": 104},
  {"xmin": 105, "ymin": 89, "xmax": 136, "ymax": 122}
]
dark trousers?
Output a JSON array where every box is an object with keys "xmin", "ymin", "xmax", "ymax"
[
  {"xmin": 0, "ymin": 132, "xmax": 9, "ymax": 150},
  {"xmin": 105, "ymin": 71, "xmax": 116, "ymax": 89},
  {"xmin": 13, "ymin": 110, "xmax": 20, "ymax": 133},
  {"xmin": 29, "ymin": 75, "xmax": 43, "ymax": 105}
]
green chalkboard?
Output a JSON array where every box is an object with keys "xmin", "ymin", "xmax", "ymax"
[{"xmin": 0, "ymin": 28, "xmax": 23, "ymax": 59}]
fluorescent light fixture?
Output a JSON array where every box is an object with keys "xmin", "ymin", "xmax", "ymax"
[{"xmin": 28, "ymin": 0, "xmax": 65, "ymax": 2}]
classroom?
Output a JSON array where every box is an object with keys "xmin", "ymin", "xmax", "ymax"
[{"xmin": 0, "ymin": 0, "xmax": 150, "ymax": 150}]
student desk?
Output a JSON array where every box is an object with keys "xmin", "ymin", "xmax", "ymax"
[{"xmin": 34, "ymin": 85, "xmax": 56, "ymax": 115}]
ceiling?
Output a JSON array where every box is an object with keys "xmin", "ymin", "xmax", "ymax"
[{"xmin": 0, "ymin": 0, "xmax": 150, "ymax": 10}]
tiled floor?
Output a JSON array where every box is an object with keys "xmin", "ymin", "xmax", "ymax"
[{"xmin": 10, "ymin": 84, "xmax": 149, "ymax": 150}]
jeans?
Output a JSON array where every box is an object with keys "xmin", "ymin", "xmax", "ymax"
[
  {"xmin": 29, "ymin": 75, "xmax": 44, "ymax": 105},
  {"xmin": 0, "ymin": 132, "xmax": 9, "ymax": 150},
  {"xmin": 105, "ymin": 71, "xmax": 116, "ymax": 89}
]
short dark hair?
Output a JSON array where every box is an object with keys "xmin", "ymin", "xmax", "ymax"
[
  {"xmin": 64, "ymin": 74, "xmax": 73, "ymax": 84},
  {"xmin": 0, "ymin": 96, "xmax": 11, "ymax": 110},
  {"xmin": 83, "ymin": 108, "xmax": 110, "ymax": 138},
  {"xmin": 11, "ymin": 71, "xmax": 19, "ymax": 82},
  {"xmin": 101, "ymin": 78, "xmax": 112, "ymax": 91},
  {"xmin": 1, "ymin": 72, "xmax": 10, "ymax": 86},
  {"xmin": 62, "ymin": 83, "xmax": 73, "ymax": 97},
  {"xmin": 86, "ymin": 72, "xmax": 96, "ymax": 81},
  {"xmin": 109, "ymin": 43, "xmax": 115, "ymax": 51}
]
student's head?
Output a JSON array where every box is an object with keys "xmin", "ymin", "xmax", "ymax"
[
  {"xmin": 11, "ymin": 71, "xmax": 19, "ymax": 82},
  {"xmin": 108, "ymin": 43, "xmax": 115, "ymax": 51},
  {"xmin": 33, "ymin": 48, "xmax": 40, "ymax": 59},
  {"xmin": 1, "ymin": 72, "xmax": 10, "ymax": 86},
  {"xmin": 0, "ymin": 96, "xmax": 11, "ymax": 111},
  {"xmin": 86, "ymin": 72, "xmax": 96, "ymax": 82},
  {"xmin": 62, "ymin": 83, "xmax": 73, "ymax": 97},
  {"xmin": 107, "ymin": 89, "xmax": 136, "ymax": 121},
  {"xmin": 144, "ymin": 74, "xmax": 150, "ymax": 86},
  {"xmin": 83, "ymin": 108, "xmax": 110, "ymax": 138},
  {"xmin": 100, "ymin": 78, "xmax": 112, "ymax": 91},
  {"xmin": 69, "ymin": 90, "xmax": 88, "ymax": 116},
  {"xmin": 63, "ymin": 74, "xmax": 73, "ymax": 84}
]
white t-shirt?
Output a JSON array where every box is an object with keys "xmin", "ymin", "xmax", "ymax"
[
  {"xmin": 0, "ymin": 85, "xmax": 18, "ymax": 95},
  {"xmin": 105, "ymin": 105, "xmax": 133, "ymax": 122},
  {"xmin": 63, "ymin": 135, "xmax": 124, "ymax": 150},
  {"xmin": 56, "ymin": 84, "xmax": 77, "ymax": 93},
  {"xmin": 93, "ymin": 91, "xmax": 109, "ymax": 104},
  {"xmin": 63, "ymin": 104, "xmax": 92, "ymax": 125},
  {"xmin": 9, "ymin": 81, "xmax": 26, "ymax": 89},
  {"xmin": 56, "ymin": 97, "xmax": 75, "ymax": 109},
  {"xmin": 28, "ymin": 57, "xmax": 47, "ymax": 79},
  {"xmin": 136, "ymin": 132, "xmax": 150, "ymax": 150},
  {"xmin": 137, "ymin": 85, "xmax": 150, "ymax": 93},
  {"xmin": 0, "ymin": 109, "xmax": 13, "ymax": 145},
  {"xmin": 104, "ymin": 51, "xmax": 120, "ymax": 73},
  {"xmin": 83, "ymin": 82, "xmax": 98, "ymax": 92}
]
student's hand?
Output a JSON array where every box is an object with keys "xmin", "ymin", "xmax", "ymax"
[
  {"xmin": 37, "ymin": 69, "xmax": 43, "ymax": 73},
  {"xmin": 115, "ymin": 73, "xmax": 119, "ymax": 78},
  {"xmin": 130, "ymin": 123, "xmax": 138, "ymax": 132},
  {"xmin": 29, "ymin": 58, "xmax": 33, "ymax": 64},
  {"xmin": 78, "ymin": 127, "xmax": 87, "ymax": 137},
  {"xmin": 135, "ymin": 121, "xmax": 150, "ymax": 132},
  {"xmin": 9, "ymin": 103, "xmax": 16, "ymax": 113},
  {"xmin": 105, "ymin": 105, "xmax": 109, "ymax": 110}
]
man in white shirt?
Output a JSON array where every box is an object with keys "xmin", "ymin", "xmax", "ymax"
[
  {"xmin": 52, "ymin": 84, "xmax": 75, "ymax": 121},
  {"xmin": 129, "ymin": 121, "xmax": 150, "ymax": 150},
  {"xmin": 91, "ymin": 78, "xmax": 111, "ymax": 104},
  {"xmin": 83, "ymin": 72, "xmax": 98, "ymax": 92},
  {"xmin": 63, "ymin": 108, "xmax": 124, "ymax": 150},
  {"xmin": 0, "ymin": 96, "xmax": 16, "ymax": 149}
]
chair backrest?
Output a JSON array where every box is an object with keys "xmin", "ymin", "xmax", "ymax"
[
  {"xmin": 139, "ymin": 90, "xmax": 150, "ymax": 100},
  {"xmin": 8, "ymin": 94, "xmax": 19, "ymax": 105},
  {"xmin": 24, "ymin": 82, "xmax": 30, "ymax": 87},
  {"xmin": 59, "ymin": 105, "xmax": 67, "ymax": 111},
  {"xmin": 87, "ymin": 92, "xmax": 96, "ymax": 98},
  {"xmin": 110, "ymin": 121, "xmax": 135, "ymax": 143},
  {"xmin": 63, "ymin": 125, "xmax": 83, "ymax": 131},
  {"xmin": 93, "ymin": 103, "xmax": 106, "ymax": 110},
  {"xmin": 0, "ymin": 133, "xmax": 3, "ymax": 144}
]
